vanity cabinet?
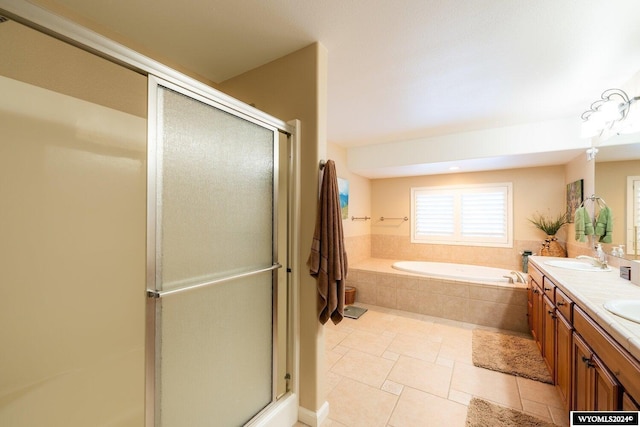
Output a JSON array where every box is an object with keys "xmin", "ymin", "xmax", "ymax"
[{"xmin": 527, "ymin": 260, "xmax": 640, "ymax": 414}]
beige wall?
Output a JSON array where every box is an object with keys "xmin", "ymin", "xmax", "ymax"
[
  {"xmin": 328, "ymin": 143, "xmax": 372, "ymax": 263},
  {"xmin": 0, "ymin": 20, "xmax": 146, "ymax": 117},
  {"xmin": 368, "ymin": 166, "xmax": 567, "ymax": 270},
  {"xmin": 219, "ymin": 43, "xmax": 329, "ymax": 413}
]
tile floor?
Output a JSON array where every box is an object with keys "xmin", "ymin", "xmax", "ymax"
[{"xmin": 302, "ymin": 303, "xmax": 570, "ymax": 427}]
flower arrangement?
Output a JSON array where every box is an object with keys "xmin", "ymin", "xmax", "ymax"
[
  {"xmin": 528, "ymin": 211, "xmax": 569, "ymax": 257},
  {"xmin": 527, "ymin": 211, "xmax": 569, "ymax": 236}
]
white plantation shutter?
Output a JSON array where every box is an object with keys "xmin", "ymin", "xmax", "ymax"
[
  {"xmin": 411, "ymin": 183, "xmax": 512, "ymax": 247},
  {"xmin": 414, "ymin": 193, "xmax": 454, "ymax": 236}
]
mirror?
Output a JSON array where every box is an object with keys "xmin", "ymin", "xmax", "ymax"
[{"xmin": 595, "ymin": 135, "xmax": 640, "ymax": 260}]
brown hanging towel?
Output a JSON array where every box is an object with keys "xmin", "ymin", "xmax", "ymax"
[{"xmin": 308, "ymin": 160, "xmax": 348, "ymax": 325}]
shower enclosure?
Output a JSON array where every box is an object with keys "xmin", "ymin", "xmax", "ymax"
[
  {"xmin": 147, "ymin": 78, "xmax": 295, "ymax": 426},
  {"xmin": 0, "ymin": 3, "xmax": 299, "ymax": 426}
]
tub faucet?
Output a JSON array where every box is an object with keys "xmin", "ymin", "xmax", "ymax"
[{"xmin": 510, "ymin": 271, "xmax": 527, "ymax": 283}]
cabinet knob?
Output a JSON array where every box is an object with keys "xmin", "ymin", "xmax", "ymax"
[
  {"xmin": 544, "ymin": 287, "xmax": 551, "ymax": 291},
  {"xmin": 557, "ymin": 301, "xmax": 565, "ymax": 306},
  {"xmin": 533, "ymin": 289, "xmax": 539, "ymax": 294}
]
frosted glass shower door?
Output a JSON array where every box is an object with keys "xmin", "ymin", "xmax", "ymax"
[{"xmin": 148, "ymin": 79, "xmax": 280, "ymax": 426}]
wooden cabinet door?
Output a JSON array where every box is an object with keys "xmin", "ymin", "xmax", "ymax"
[
  {"xmin": 592, "ymin": 355, "xmax": 621, "ymax": 411},
  {"xmin": 531, "ymin": 278, "xmax": 543, "ymax": 350},
  {"xmin": 573, "ymin": 332, "xmax": 593, "ymax": 411},
  {"xmin": 556, "ymin": 313, "xmax": 572, "ymax": 410},
  {"xmin": 543, "ymin": 295, "xmax": 556, "ymax": 381},
  {"xmin": 527, "ymin": 285, "xmax": 534, "ymax": 335},
  {"xmin": 623, "ymin": 393, "xmax": 640, "ymax": 411}
]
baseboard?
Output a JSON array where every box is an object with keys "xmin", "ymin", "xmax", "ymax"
[{"xmin": 298, "ymin": 401, "xmax": 329, "ymax": 427}]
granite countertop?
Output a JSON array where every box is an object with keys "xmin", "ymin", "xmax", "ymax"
[{"xmin": 529, "ymin": 255, "xmax": 640, "ymax": 361}]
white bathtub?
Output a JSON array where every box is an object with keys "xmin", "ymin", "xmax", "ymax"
[{"xmin": 392, "ymin": 261, "xmax": 521, "ymax": 284}]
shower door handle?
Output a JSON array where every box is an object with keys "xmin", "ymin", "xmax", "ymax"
[{"xmin": 147, "ymin": 263, "xmax": 282, "ymax": 299}]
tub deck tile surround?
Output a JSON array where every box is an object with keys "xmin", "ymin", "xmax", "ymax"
[{"xmin": 346, "ymin": 258, "xmax": 529, "ymax": 333}]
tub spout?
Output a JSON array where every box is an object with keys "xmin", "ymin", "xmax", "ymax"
[
  {"xmin": 510, "ymin": 271, "xmax": 526, "ymax": 283},
  {"xmin": 502, "ymin": 275, "xmax": 515, "ymax": 284}
]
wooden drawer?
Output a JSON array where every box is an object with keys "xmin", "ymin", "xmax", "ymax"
[
  {"xmin": 574, "ymin": 306, "xmax": 640, "ymax": 403},
  {"xmin": 555, "ymin": 287, "xmax": 573, "ymax": 323},
  {"xmin": 542, "ymin": 276, "xmax": 556, "ymax": 303}
]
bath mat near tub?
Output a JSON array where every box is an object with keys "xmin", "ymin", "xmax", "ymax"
[
  {"xmin": 472, "ymin": 329, "xmax": 553, "ymax": 384},
  {"xmin": 343, "ymin": 305, "xmax": 368, "ymax": 319},
  {"xmin": 466, "ymin": 398, "xmax": 558, "ymax": 427}
]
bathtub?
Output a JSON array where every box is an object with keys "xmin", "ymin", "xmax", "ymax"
[
  {"xmin": 392, "ymin": 261, "xmax": 521, "ymax": 284},
  {"xmin": 346, "ymin": 258, "xmax": 529, "ymax": 333}
]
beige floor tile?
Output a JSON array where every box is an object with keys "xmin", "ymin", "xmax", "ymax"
[
  {"xmin": 386, "ymin": 333, "xmax": 441, "ymax": 362},
  {"xmin": 322, "ymin": 419, "xmax": 349, "ymax": 427},
  {"xmin": 516, "ymin": 376, "xmax": 565, "ymax": 409},
  {"xmin": 381, "ymin": 379, "xmax": 404, "ymax": 395},
  {"xmin": 387, "ymin": 355, "xmax": 453, "ymax": 398},
  {"xmin": 348, "ymin": 308, "xmax": 395, "ymax": 329},
  {"xmin": 327, "ymin": 377, "xmax": 398, "ymax": 427},
  {"xmin": 451, "ymin": 362, "xmax": 522, "ymax": 410},
  {"xmin": 429, "ymin": 321, "xmax": 473, "ymax": 341},
  {"xmin": 340, "ymin": 329, "xmax": 394, "ymax": 356},
  {"xmin": 436, "ymin": 356, "xmax": 455, "ymax": 368},
  {"xmin": 332, "ymin": 344, "xmax": 350, "ymax": 355},
  {"xmin": 437, "ymin": 337, "xmax": 472, "ymax": 363},
  {"xmin": 325, "ymin": 370, "xmax": 343, "ymax": 395},
  {"xmin": 521, "ymin": 398, "xmax": 553, "ymax": 421},
  {"xmin": 325, "ymin": 328, "xmax": 349, "ymax": 350},
  {"xmin": 549, "ymin": 405, "xmax": 570, "ymax": 427},
  {"xmin": 388, "ymin": 387, "xmax": 467, "ymax": 427},
  {"xmin": 330, "ymin": 349, "xmax": 395, "ymax": 388},
  {"xmin": 382, "ymin": 350, "xmax": 400, "ymax": 361},
  {"xmin": 448, "ymin": 389, "xmax": 472, "ymax": 406},
  {"xmin": 326, "ymin": 349, "xmax": 344, "ymax": 371},
  {"xmin": 385, "ymin": 314, "xmax": 435, "ymax": 337},
  {"xmin": 325, "ymin": 320, "xmax": 354, "ymax": 334}
]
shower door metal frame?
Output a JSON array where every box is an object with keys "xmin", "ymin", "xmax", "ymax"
[{"xmin": 146, "ymin": 75, "xmax": 293, "ymax": 426}]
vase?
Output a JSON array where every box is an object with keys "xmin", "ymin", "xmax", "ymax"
[{"xmin": 540, "ymin": 235, "xmax": 567, "ymax": 257}]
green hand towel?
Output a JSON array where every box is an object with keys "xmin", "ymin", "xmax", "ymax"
[
  {"xmin": 596, "ymin": 207, "xmax": 613, "ymax": 243},
  {"xmin": 574, "ymin": 207, "xmax": 593, "ymax": 242}
]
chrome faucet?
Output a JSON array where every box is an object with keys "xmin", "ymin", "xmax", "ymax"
[
  {"xmin": 576, "ymin": 254, "xmax": 608, "ymax": 269},
  {"xmin": 503, "ymin": 271, "xmax": 527, "ymax": 284}
]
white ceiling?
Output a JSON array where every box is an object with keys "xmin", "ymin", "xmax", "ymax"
[{"xmin": 19, "ymin": 0, "xmax": 640, "ymax": 176}]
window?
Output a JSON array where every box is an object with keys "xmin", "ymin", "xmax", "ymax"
[{"xmin": 411, "ymin": 183, "xmax": 513, "ymax": 247}]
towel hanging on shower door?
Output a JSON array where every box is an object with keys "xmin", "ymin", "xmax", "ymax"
[{"xmin": 308, "ymin": 159, "xmax": 348, "ymax": 325}]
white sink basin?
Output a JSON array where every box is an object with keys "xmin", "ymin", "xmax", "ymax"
[
  {"xmin": 544, "ymin": 260, "xmax": 612, "ymax": 272},
  {"xmin": 604, "ymin": 300, "xmax": 640, "ymax": 324}
]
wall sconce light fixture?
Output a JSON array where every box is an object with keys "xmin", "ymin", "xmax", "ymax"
[{"xmin": 581, "ymin": 88, "xmax": 640, "ymax": 138}]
